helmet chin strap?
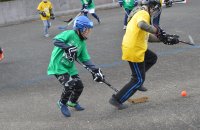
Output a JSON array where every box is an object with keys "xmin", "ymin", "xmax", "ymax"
[{"xmin": 77, "ymin": 30, "xmax": 87, "ymax": 40}]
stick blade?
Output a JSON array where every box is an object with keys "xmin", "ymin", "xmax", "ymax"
[
  {"xmin": 179, "ymin": 40, "xmax": 195, "ymax": 46},
  {"xmin": 57, "ymin": 26, "xmax": 68, "ymax": 31},
  {"xmin": 64, "ymin": 18, "xmax": 73, "ymax": 23},
  {"xmin": 127, "ymin": 96, "xmax": 149, "ymax": 104},
  {"xmin": 173, "ymin": 0, "xmax": 187, "ymax": 4}
]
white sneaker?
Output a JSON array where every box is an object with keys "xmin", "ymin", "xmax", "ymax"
[
  {"xmin": 123, "ymin": 26, "xmax": 127, "ymax": 30},
  {"xmin": 44, "ymin": 34, "xmax": 49, "ymax": 37}
]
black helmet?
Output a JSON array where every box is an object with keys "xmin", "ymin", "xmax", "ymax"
[{"xmin": 140, "ymin": 0, "xmax": 161, "ymax": 8}]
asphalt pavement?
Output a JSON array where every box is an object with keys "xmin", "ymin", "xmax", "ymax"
[{"xmin": 0, "ymin": 1, "xmax": 200, "ymax": 130}]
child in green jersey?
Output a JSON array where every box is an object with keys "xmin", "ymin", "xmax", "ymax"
[
  {"xmin": 118, "ymin": 0, "xmax": 138, "ymax": 30},
  {"xmin": 80, "ymin": 0, "xmax": 101, "ymax": 24},
  {"xmin": 47, "ymin": 16, "xmax": 105, "ymax": 117}
]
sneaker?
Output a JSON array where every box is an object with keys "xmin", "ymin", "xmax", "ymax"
[
  {"xmin": 67, "ymin": 101, "xmax": 85, "ymax": 111},
  {"xmin": 44, "ymin": 34, "xmax": 49, "ymax": 37},
  {"xmin": 123, "ymin": 26, "xmax": 127, "ymax": 30},
  {"xmin": 138, "ymin": 85, "xmax": 147, "ymax": 92},
  {"xmin": 0, "ymin": 49, "xmax": 4, "ymax": 61},
  {"xmin": 109, "ymin": 95, "xmax": 128, "ymax": 110},
  {"xmin": 57, "ymin": 100, "xmax": 71, "ymax": 117},
  {"xmin": 98, "ymin": 19, "xmax": 101, "ymax": 24}
]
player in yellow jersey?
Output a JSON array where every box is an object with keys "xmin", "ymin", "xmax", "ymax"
[
  {"xmin": 109, "ymin": 0, "xmax": 179, "ymax": 110},
  {"xmin": 37, "ymin": 0, "xmax": 55, "ymax": 37}
]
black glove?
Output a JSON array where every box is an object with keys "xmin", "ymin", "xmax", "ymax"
[
  {"xmin": 64, "ymin": 46, "xmax": 77, "ymax": 62},
  {"xmin": 91, "ymin": 68, "xmax": 105, "ymax": 83},
  {"xmin": 155, "ymin": 26, "xmax": 169, "ymax": 44},
  {"xmin": 40, "ymin": 11, "xmax": 46, "ymax": 17},
  {"xmin": 164, "ymin": 34, "xmax": 179, "ymax": 45},
  {"xmin": 50, "ymin": 13, "xmax": 55, "ymax": 20},
  {"xmin": 81, "ymin": 4, "xmax": 88, "ymax": 13},
  {"xmin": 134, "ymin": 0, "xmax": 138, "ymax": 7},
  {"xmin": 81, "ymin": 8, "xmax": 88, "ymax": 13},
  {"xmin": 155, "ymin": 26, "xmax": 166, "ymax": 40},
  {"xmin": 119, "ymin": 1, "xmax": 123, "ymax": 7}
]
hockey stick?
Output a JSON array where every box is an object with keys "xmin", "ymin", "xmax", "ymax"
[
  {"xmin": 173, "ymin": 0, "xmax": 186, "ymax": 3},
  {"xmin": 179, "ymin": 40, "xmax": 195, "ymax": 46},
  {"xmin": 75, "ymin": 60, "xmax": 118, "ymax": 91},
  {"xmin": 167, "ymin": 34, "xmax": 195, "ymax": 46},
  {"xmin": 76, "ymin": 60, "xmax": 148, "ymax": 103},
  {"xmin": 63, "ymin": 18, "xmax": 73, "ymax": 23},
  {"xmin": 58, "ymin": 12, "xmax": 82, "ymax": 30},
  {"xmin": 122, "ymin": 7, "xmax": 129, "ymax": 17}
]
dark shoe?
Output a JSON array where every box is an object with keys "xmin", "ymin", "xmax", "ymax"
[
  {"xmin": 98, "ymin": 19, "xmax": 101, "ymax": 24},
  {"xmin": 138, "ymin": 85, "xmax": 147, "ymax": 92},
  {"xmin": 57, "ymin": 100, "xmax": 71, "ymax": 117},
  {"xmin": 109, "ymin": 96, "xmax": 128, "ymax": 110},
  {"xmin": 67, "ymin": 101, "xmax": 85, "ymax": 111}
]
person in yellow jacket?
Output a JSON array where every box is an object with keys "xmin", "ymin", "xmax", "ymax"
[
  {"xmin": 109, "ymin": 0, "xmax": 179, "ymax": 110},
  {"xmin": 37, "ymin": 0, "xmax": 55, "ymax": 37}
]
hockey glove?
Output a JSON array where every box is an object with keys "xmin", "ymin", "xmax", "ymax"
[
  {"xmin": 91, "ymin": 68, "xmax": 105, "ymax": 83},
  {"xmin": 40, "ymin": 11, "xmax": 46, "ymax": 17},
  {"xmin": 81, "ymin": 8, "xmax": 88, "ymax": 13},
  {"xmin": 155, "ymin": 26, "xmax": 168, "ymax": 44},
  {"xmin": 64, "ymin": 46, "xmax": 77, "ymax": 62},
  {"xmin": 50, "ymin": 13, "xmax": 55, "ymax": 20},
  {"xmin": 134, "ymin": 0, "xmax": 138, "ymax": 7},
  {"xmin": 118, "ymin": 1, "xmax": 123, "ymax": 7},
  {"xmin": 164, "ymin": 34, "xmax": 179, "ymax": 45}
]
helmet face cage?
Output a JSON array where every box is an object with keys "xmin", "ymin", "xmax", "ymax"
[
  {"xmin": 140, "ymin": 0, "xmax": 161, "ymax": 16},
  {"xmin": 140, "ymin": 0, "xmax": 161, "ymax": 8}
]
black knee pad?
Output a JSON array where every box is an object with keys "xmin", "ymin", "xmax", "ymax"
[{"xmin": 74, "ymin": 80, "xmax": 84, "ymax": 91}]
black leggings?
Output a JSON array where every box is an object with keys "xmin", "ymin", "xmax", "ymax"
[
  {"xmin": 55, "ymin": 73, "xmax": 84, "ymax": 104},
  {"xmin": 114, "ymin": 49, "xmax": 157, "ymax": 103}
]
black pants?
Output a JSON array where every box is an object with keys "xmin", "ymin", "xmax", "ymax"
[
  {"xmin": 55, "ymin": 73, "xmax": 84, "ymax": 104},
  {"xmin": 114, "ymin": 49, "xmax": 158, "ymax": 103}
]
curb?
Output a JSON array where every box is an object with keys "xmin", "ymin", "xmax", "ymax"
[{"xmin": 0, "ymin": 2, "xmax": 119, "ymax": 27}]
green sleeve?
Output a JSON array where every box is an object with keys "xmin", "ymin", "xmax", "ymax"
[{"xmin": 78, "ymin": 42, "xmax": 91, "ymax": 62}]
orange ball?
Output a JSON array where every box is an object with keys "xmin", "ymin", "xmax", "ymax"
[{"xmin": 181, "ymin": 90, "xmax": 187, "ymax": 97}]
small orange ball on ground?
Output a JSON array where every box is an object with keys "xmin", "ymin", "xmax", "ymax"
[{"xmin": 181, "ymin": 90, "xmax": 187, "ymax": 97}]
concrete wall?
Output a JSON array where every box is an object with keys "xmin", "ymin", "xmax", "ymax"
[{"xmin": 0, "ymin": 0, "xmax": 117, "ymax": 26}]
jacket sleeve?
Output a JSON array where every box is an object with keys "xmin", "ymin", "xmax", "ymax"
[{"xmin": 53, "ymin": 39, "xmax": 69, "ymax": 49}]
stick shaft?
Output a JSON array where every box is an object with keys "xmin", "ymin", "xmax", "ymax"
[
  {"xmin": 67, "ymin": 12, "xmax": 82, "ymax": 26},
  {"xmin": 58, "ymin": 12, "xmax": 82, "ymax": 30},
  {"xmin": 173, "ymin": 0, "xmax": 185, "ymax": 3},
  {"xmin": 76, "ymin": 60, "xmax": 119, "ymax": 92}
]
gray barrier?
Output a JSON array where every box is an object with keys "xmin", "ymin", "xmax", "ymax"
[{"xmin": 0, "ymin": 0, "xmax": 117, "ymax": 26}]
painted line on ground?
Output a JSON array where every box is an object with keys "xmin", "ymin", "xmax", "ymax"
[{"xmin": 1, "ymin": 44, "xmax": 200, "ymax": 90}]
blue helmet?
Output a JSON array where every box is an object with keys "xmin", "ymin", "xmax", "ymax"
[{"xmin": 73, "ymin": 16, "xmax": 93, "ymax": 32}]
